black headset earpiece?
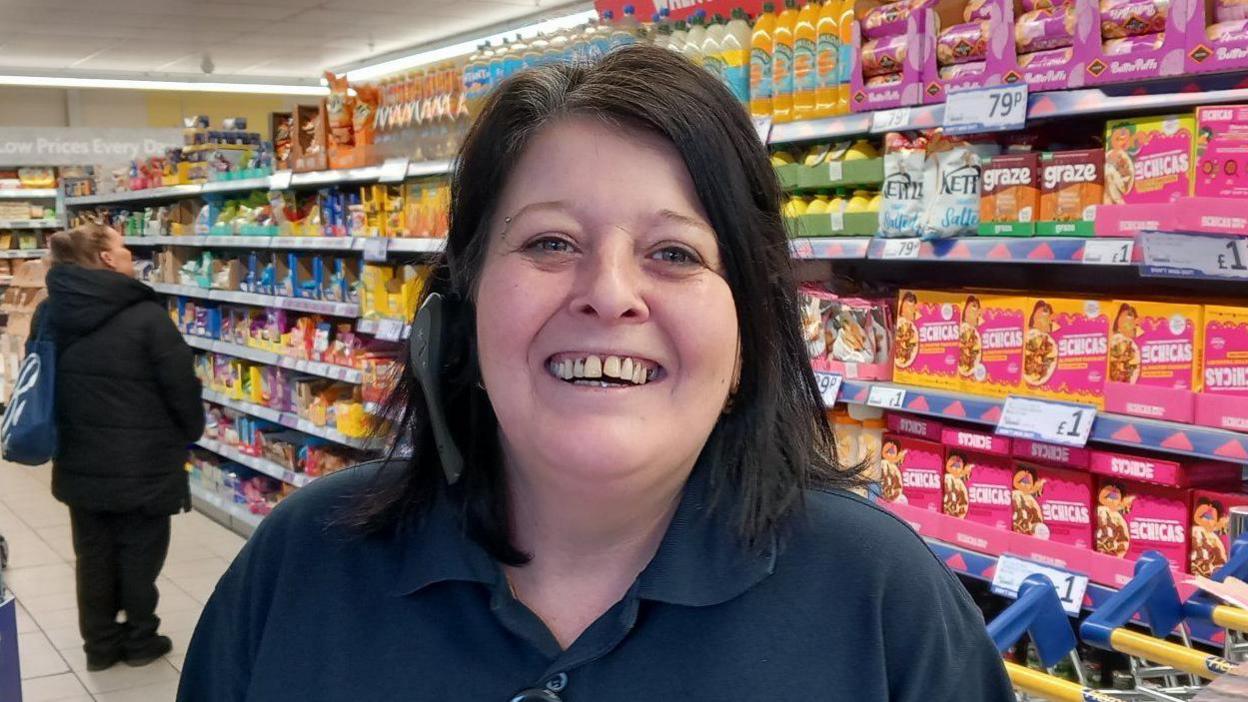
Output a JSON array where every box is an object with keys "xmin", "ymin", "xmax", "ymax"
[{"xmin": 409, "ymin": 292, "xmax": 465, "ymax": 485}]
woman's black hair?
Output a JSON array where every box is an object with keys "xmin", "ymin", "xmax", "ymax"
[{"xmin": 344, "ymin": 44, "xmax": 865, "ymax": 564}]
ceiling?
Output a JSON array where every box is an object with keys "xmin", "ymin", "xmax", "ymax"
[{"xmin": 0, "ymin": 0, "xmax": 584, "ymax": 82}]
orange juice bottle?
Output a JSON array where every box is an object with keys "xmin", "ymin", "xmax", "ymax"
[
  {"xmin": 815, "ymin": 0, "xmax": 840, "ymax": 117},
  {"xmin": 772, "ymin": 0, "xmax": 799, "ymax": 123},
  {"xmin": 749, "ymin": 2, "xmax": 777, "ymax": 119},
  {"xmin": 792, "ymin": 0, "xmax": 820, "ymax": 121},
  {"xmin": 837, "ymin": 0, "xmax": 856, "ymax": 113}
]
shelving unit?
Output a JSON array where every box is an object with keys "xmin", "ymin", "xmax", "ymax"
[
  {"xmin": 201, "ymin": 389, "xmax": 383, "ymax": 451},
  {"xmin": 184, "ymin": 334, "xmax": 363, "ymax": 384},
  {"xmin": 151, "ymin": 282, "xmax": 359, "ymax": 317},
  {"xmin": 0, "ymin": 189, "xmax": 57, "ymax": 199},
  {"xmin": 788, "ymin": 236, "xmax": 1140, "ymax": 264},
  {"xmin": 0, "ymin": 220, "xmax": 59, "ymax": 230},
  {"xmin": 195, "ymin": 437, "xmax": 315, "ymax": 488},
  {"xmin": 124, "ymin": 235, "xmax": 444, "ymax": 254},
  {"xmin": 189, "ymin": 483, "xmax": 262, "ymax": 538}
]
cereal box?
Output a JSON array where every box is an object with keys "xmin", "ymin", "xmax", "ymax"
[
  {"xmin": 893, "ymin": 290, "xmax": 963, "ymax": 391},
  {"xmin": 1022, "ymin": 297, "xmax": 1110, "ymax": 408},
  {"xmin": 1190, "ymin": 489, "xmax": 1248, "ymax": 577},
  {"xmin": 1089, "ymin": 448, "xmax": 1241, "ymax": 489},
  {"xmin": 1103, "ymin": 114, "xmax": 1196, "ymax": 205},
  {"xmin": 942, "ymin": 427, "xmax": 1013, "ymax": 529},
  {"xmin": 886, "ymin": 412, "xmax": 944, "ymax": 442},
  {"xmin": 1095, "ymin": 478, "xmax": 1190, "ymax": 572},
  {"xmin": 979, "ymin": 152, "xmax": 1040, "ymax": 236},
  {"xmin": 1196, "ymin": 105, "xmax": 1248, "ymax": 198},
  {"xmin": 959, "ymin": 293, "xmax": 1025, "ymax": 398},
  {"xmin": 1202, "ymin": 305, "xmax": 1248, "ymax": 396},
  {"xmin": 1037, "ymin": 149, "xmax": 1103, "ymax": 236},
  {"xmin": 881, "ymin": 433, "xmax": 945, "ymax": 511},
  {"xmin": 1012, "ymin": 463, "xmax": 1094, "ymax": 549},
  {"xmin": 1107, "ymin": 300, "xmax": 1203, "ymax": 390}
]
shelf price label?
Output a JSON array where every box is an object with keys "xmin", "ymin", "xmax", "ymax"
[
  {"xmin": 376, "ymin": 319, "xmax": 406, "ymax": 342},
  {"xmin": 1081, "ymin": 239, "xmax": 1134, "ymax": 265},
  {"xmin": 269, "ymin": 170, "xmax": 294, "ymax": 190},
  {"xmin": 826, "ymin": 160, "xmax": 843, "ymax": 182},
  {"xmin": 378, "ymin": 157, "xmax": 410, "ymax": 183},
  {"xmin": 752, "ymin": 116, "xmax": 773, "ymax": 143},
  {"xmin": 879, "ymin": 238, "xmax": 921, "ymax": 259},
  {"xmin": 362, "ymin": 238, "xmax": 389, "ymax": 262},
  {"xmin": 866, "ymin": 385, "xmax": 907, "ymax": 409},
  {"xmin": 870, "ymin": 107, "xmax": 912, "ymax": 133},
  {"xmin": 943, "ymin": 83, "xmax": 1029, "ymax": 135},
  {"xmin": 1140, "ymin": 231, "xmax": 1248, "ymax": 281},
  {"xmin": 990, "ymin": 554, "xmax": 1089, "ymax": 616},
  {"xmin": 814, "ymin": 372, "xmax": 843, "ymax": 407},
  {"xmin": 996, "ymin": 396, "xmax": 1096, "ymax": 447}
]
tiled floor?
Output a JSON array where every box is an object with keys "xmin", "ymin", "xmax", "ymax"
[{"xmin": 1, "ymin": 459, "xmax": 245, "ymax": 701}]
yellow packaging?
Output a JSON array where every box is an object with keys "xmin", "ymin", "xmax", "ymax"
[
  {"xmin": 1021, "ymin": 297, "xmax": 1110, "ymax": 408},
  {"xmin": 1107, "ymin": 300, "xmax": 1203, "ymax": 391},
  {"xmin": 957, "ymin": 293, "xmax": 1027, "ymax": 398},
  {"xmin": 247, "ymin": 367, "xmax": 265, "ymax": 404},
  {"xmin": 1201, "ymin": 305, "xmax": 1248, "ymax": 397},
  {"xmin": 361, "ymin": 264, "xmax": 395, "ymax": 318},
  {"xmin": 893, "ymin": 290, "xmax": 964, "ymax": 392}
]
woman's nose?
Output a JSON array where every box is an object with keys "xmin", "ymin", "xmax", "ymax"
[{"xmin": 567, "ymin": 238, "xmax": 649, "ymax": 323}]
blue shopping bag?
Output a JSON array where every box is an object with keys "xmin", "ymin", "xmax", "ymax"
[{"xmin": 1, "ymin": 309, "xmax": 57, "ymax": 465}]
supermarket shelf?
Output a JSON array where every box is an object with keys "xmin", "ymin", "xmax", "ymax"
[
  {"xmin": 65, "ymin": 185, "xmax": 201, "ymax": 206},
  {"xmin": 195, "ymin": 437, "xmax": 315, "ymax": 488},
  {"xmin": 201, "ymin": 389, "xmax": 382, "ymax": 450},
  {"xmin": 123, "ymin": 234, "xmax": 445, "ymax": 254},
  {"xmin": 768, "ymin": 73, "xmax": 1248, "ymax": 144},
  {"xmin": 355, "ymin": 318, "xmax": 411, "ymax": 339},
  {"xmin": 407, "ymin": 159, "xmax": 454, "ymax": 177},
  {"xmin": 0, "ymin": 189, "xmax": 57, "ymax": 199},
  {"xmin": 184, "ymin": 334, "xmax": 363, "ymax": 384},
  {"xmin": 836, "ymin": 379, "xmax": 1248, "ymax": 463},
  {"xmin": 189, "ymin": 484, "xmax": 261, "ymax": 537},
  {"xmin": 199, "ymin": 176, "xmax": 273, "ymax": 194},
  {"xmin": 0, "ymin": 249, "xmax": 47, "ymax": 259},
  {"xmin": 148, "ymin": 282, "xmax": 359, "ymax": 317},
  {"xmin": 0, "ymin": 220, "xmax": 59, "ymax": 229},
  {"xmin": 789, "ymin": 237, "xmax": 873, "ymax": 259}
]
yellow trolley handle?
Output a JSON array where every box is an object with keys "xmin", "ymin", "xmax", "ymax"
[
  {"xmin": 1209, "ymin": 603, "xmax": 1248, "ymax": 634},
  {"xmin": 1107, "ymin": 628, "xmax": 1234, "ymax": 681},
  {"xmin": 1004, "ymin": 662, "xmax": 1117, "ymax": 702}
]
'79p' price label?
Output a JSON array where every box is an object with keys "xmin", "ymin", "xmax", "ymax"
[{"xmin": 813, "ymin": 372, "xmax": 843, "ymax": 407}]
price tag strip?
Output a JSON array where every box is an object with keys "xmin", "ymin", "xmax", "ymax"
[
  {"xmin": 943, "ymin": 83, "xmax": 1029, "ymax": 136},
  {"xmin": 870, "ymin": 107, "xmax": 913, "ymax": 134},
  {"xmin": 995, "ymin": 396, "xmax": 1097, "ymax": 448},
  {"xmin": 814, "ymin": 372, "xmax": 843, "ymax": 407},
  {"xmin": 1081, "ymin": 239, "xmax": 1135, "ymax": 266},
  {"xmin": 378, "ymin": 157, "xmax": 411, "ymax": 184},
  {"xmin": 866, "ymin": 385, "xmax": 907, "ymax": 409},
  {"xmin": 879, "ymin": 238, "xmax": 922, "ymax": 259},
  {"xmin": 753, "ymin": 117, "xmax": 773, "ymax": 143},
  {"xmin": 990, "ymin": 554, "xmax": 1089, "ymax": 616},
  {"xmin": 362, "ymin": 237, "xmax": 390, "ymax": 262},
  {"xmin": 376, "ymin": 318, "xmax": 407, "ymax": 342},
  {"xmin": 269, "ymin": 170, "xmax": 294, "ymax": 190},
  {"xmin": 1140, "ymin": 231, "xmax": 1248, "ymax": 281}
]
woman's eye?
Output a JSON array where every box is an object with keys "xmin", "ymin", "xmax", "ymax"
[
  {"xmin": 526, "ymin": 237, "xmax": 574, "ymax": 254},
  {"xmin": 650, "ymin": 246, "xmax": 700, "ymax": 265}
]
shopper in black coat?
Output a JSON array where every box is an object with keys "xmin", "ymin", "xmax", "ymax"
[{"xmin": 34, "ymin": 223, "xmax": 204, "ymax": 672}]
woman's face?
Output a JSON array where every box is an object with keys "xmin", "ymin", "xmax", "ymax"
[
  {"xmin": 100, "ymin": 227, "xmax": 134, "ymax": 277},
  {"xmin": 475, "ymin": 118, "xmax": 740, "ymax": 490}
]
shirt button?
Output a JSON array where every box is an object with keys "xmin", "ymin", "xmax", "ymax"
[{"xmin": 546, "ymin": 673, "xmax": 568, "ymax": 692}]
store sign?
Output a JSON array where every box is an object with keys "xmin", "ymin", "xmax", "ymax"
[
  {"xmin": 996, "ymin": 396, "xmax": 1096, "ymax": 448},
  {"xmin": 594, "ymin": 0, "xmax": 766, "ymax": 21},
  {"xmin": 0, "ymin": 128, "xmax": 182, "ymax": 166},
  {"xmin": 990, "ymin": 554, "xmax": 1088, "ymax": 616},
  {"xmin": 1140, "ymin": 231, "xmax": 1248, "ymax": 281}
]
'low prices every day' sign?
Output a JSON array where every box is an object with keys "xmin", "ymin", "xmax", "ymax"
[{"xmin": 0, "ymin": 128, "xmax": 183, "ymax": 166}]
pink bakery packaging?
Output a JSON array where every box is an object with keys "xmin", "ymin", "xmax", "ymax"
[
  {"xmin": 1088, "ymin": 447, "xmax": 1241, "ymax": 488},
  {"xmin": 886, "ymin": 411, "xmax": 946, "ymax": 442},
  {"xmin": 1187, "ymin": 0, "xmax": 1248, "ymax": 75},
  {"xmin": 1011, "ymin": 438, "xmax": 1094, "ymax": 469},
  {"xmin": 850, "ymin": 0, "xmax": 928, "ymax": 110},
  {"xmin": 922, "ymin": 0, "xmax": 1019, "ymax": 103},
  {"xmin": 882, "ymin": 432, "xmax": 946, "ymax": 511},
  {"xmin": 941, "ymin": 427, "xmax": 1014, "ymax": 530},
  {"xmin": 1012, "ymin": 463, "xmax": 1095, "ymax": 549},
  {"xmin": 1086, "ymin": 0, "xmax": 1189, "ymax": 86},
  {"xmin": 1095, "ymin": 477, "xmax": 1191, "ymax": 572}
]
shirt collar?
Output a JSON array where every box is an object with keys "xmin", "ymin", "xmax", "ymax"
[{"xmin": 391, "ymin": 464, "xmax": 777, "ymax": 607}]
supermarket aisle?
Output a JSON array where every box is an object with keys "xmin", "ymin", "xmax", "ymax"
[{"xmin": 1, "ymin": 459, "xmax": 242, "ymax": 701}]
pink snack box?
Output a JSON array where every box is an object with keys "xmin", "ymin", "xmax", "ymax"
[
  {"xmin": 894, "ymin": 290, "xmax": 964, "ymax": 392},
  {"xmin": 1196, "ymin": 105, "xmax": 1248, "ymax": 198},
  {"xmin": 1202, "ymin": 305, "xmax": 1248, "ymax": 397},
  {"xmin": 962, "ymin": 294, "xmax": 1025, "ymax": 398},
  {"xmin": 882, "ymin": 433, "xmax": 946, "ymax": 511},
  {"xmin": 1012, "ymin": 438, "xmax": 1093, "ymax": 469},
  {"xmin": 1190, "ymin": 489, "xmax": 1248, "ymax": 577},
  {"xmin": 1021, "ymin": 297, "xmax": 1110, "ymax": 409},
  {"xmin": 1013, "ymin": 463, "xmax": 1095, "ymax": 548},
  {"xmin": 942, "ymin": 427, "xmax": 1014, "ymax": 530},
  {"xmin": 1105, "ymin": 300, "xmax": 1203, "ymax": 422},
  {"xmin": 850, "ymin": 10, "xmax": 926, "ymax": 110},
  {"xmin": 886, "ymin": 412, "xmax": 946, "ymax": 442},
  {"xmin": 1187, "ymin": 0, "xmax": 1248, "ymax": 75},
  {"xmin": 1095, "ymin": 477, "xmax": 1190, "ymax": 572},
  {"xmin": 1104, "ymin": 114, "xmax": 1196, "ymax": 205},
  {"xmin": 1089, "ymin": 448, "xmax": 1242, "ymax": 489}
]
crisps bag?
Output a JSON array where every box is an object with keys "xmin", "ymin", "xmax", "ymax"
[
  {"xmin": 1, "ymin": 309, "xmax": 58, "ymax": 465},
  {"xmin": 880, "ymin": 132, "xmax": 928, "ymax": 237}
]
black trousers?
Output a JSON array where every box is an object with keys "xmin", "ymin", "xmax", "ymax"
[{"xmin": 68, "ymin": 508, "xmax": 171, "ymax": 659}]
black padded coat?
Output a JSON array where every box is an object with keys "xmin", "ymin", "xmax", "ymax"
[{"xmin": 32, "ymin": 265, "xmax": 204, "ymax": 514}]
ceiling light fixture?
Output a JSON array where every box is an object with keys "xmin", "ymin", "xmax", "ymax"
[
  {"xmin": 344, "ymin": 8, "xmax": 599, "ymax": 82},
  {"xmin": 0, "ymin": 74, "xmax": 328, "ymax": 95}
]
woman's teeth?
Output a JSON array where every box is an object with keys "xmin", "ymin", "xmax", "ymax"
[{"xmin": 549, "ymin": 354, "xmax": 654, "ymax": 386}]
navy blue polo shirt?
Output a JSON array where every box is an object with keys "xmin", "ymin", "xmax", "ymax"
[{"xmin": 178, "ymin": 462, "xmax": 1014, "ymax": 701}]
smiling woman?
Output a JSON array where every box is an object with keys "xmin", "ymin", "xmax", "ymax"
[{"xmin": 177, "ymin": 45, "xmax": 1014, "ymax": 702}]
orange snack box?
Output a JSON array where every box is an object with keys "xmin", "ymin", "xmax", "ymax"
[
  {"xmin": 959, "ymin": 293, "xmax": 1027, "ymax": 398},
  {"xmin": 1021, "ymin": 297, "xmax": 1110, "ymax": 408},
  {"xmin": 894, "ymin": 290, "xmax": 963, "ymax": 392},
  {"xmin": 1107, "ymin": 300, "xmax": 1203, "ymax": 391}
]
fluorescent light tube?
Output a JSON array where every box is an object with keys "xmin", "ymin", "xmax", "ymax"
[{"xmin": 0, "ymin": 75, "xmax": 327, "ymax": 95}]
